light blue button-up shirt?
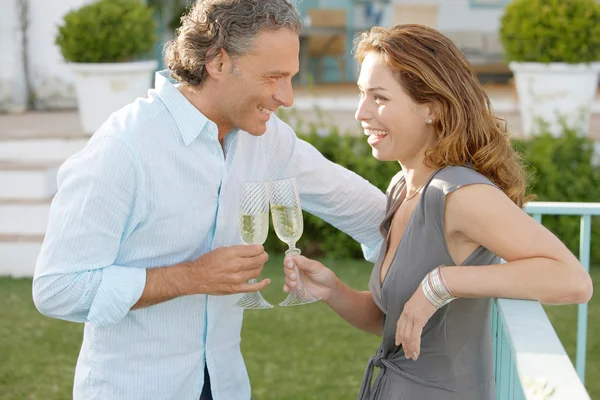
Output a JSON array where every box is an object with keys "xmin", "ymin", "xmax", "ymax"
[{"xmin": 32, "ymin": 70, "xmax": 386, "ymax": 400}]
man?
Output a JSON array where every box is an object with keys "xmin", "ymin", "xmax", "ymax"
[{"xmin": 32, "ymin": 1, "xmax": 385, "ymax": 399}]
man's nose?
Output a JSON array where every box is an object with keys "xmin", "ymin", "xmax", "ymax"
[{"xmin": 274, "ymin": 79, "xmax": 294, "ymax": 108}]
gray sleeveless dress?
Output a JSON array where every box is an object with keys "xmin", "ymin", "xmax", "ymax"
[{"xmin": 359, "ymin": 166, "xmax": 500, "ymax": 400}]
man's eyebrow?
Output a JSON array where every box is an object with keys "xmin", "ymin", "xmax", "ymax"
[{"xmin": 267, "ymin": 70, "xmax": 295, "ymax": 77}]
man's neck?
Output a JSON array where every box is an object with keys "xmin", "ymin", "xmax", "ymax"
[{"xmin": 178, "ymin": 84, "xmax": 231, "ymax": 141}]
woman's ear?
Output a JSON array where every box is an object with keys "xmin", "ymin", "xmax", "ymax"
[{"xmin": 419, "ymin": 102, "xmax": 438, "ymax": 125}]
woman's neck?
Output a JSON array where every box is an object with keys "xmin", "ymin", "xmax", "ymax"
[{"xmin": 400, "ymin": 161, "xmax": 437, "ymax": 199}]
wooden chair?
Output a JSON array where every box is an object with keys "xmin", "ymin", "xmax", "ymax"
[
  {"xmin": 307, "ymin": 9, "xmax": 347, "ymax": 83},
  {"xmin": 393, "ymin": 4, "xmax": 439, "ymax": 28}
]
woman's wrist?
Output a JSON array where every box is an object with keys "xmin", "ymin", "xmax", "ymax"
[
  {"xmin": 322, "ymin": 275, "xmax": 342, "ymax": 304},
  {"xmin": 421, "ymin": 265, "xmax": 457, "ymax": 308}
]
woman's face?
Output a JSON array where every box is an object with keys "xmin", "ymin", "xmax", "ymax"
[{"xmin": 355, "ymin": 51, "xmax": 436, "ymax": 164}]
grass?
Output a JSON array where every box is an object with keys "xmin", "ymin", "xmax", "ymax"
[
  {"xmin": 241, "ymin": 256, "xmax": 380, "ymax": 399},
  {"xmin": 1, "ymin": 258, "xmax": 599, "ymax": 399},
  {"xmin": 544, "ymin": 295, "xmax": 600, "ymax": 391}
]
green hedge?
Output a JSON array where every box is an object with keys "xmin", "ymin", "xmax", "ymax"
[
  {"xmin": 55, "ymin": 0, "xmax": 156, "ymax": 63},
  {"xmin": 513, "ymin": 122, "xmax": 600, "ymax": 266},
  {"xmin": 268, "ymin": 112, "xmax": 600, "ymax": 265},
  {"xmin": 499, "ymin": 0, "xmax": 600, "ymax": 64}
]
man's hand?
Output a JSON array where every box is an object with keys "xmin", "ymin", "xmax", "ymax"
[
  {"xmin": 133, "ymin": 245, "xmax": 270, "ymax": 309},
  {"xmin": 187, "ymin": 245, "xmax": 270, "ymax": 295}
]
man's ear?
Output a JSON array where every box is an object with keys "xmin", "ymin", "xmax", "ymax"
[{"xmin": 205, "ymin": 48, "xmax": 229, "ymax": 79}]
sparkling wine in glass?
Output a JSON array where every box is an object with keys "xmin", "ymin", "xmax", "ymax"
[
  {"xmin": 269, "ymin": 177, "xmax": 320, "ymax": 306},
  {"xmin": 234, "ymin": 181, "xmax": 274, "ymax": 309}
]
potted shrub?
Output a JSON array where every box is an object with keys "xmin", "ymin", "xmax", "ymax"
[
  {"xmin": 56, "ymin": 0, "xmax": 157, "ymax": 134},
  {"xmin": 499, "ymin": 0, "xmax": 600, "ymax": 137}
]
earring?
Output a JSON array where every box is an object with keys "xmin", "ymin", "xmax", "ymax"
[{"xmin": 426, "ymin": 118, "xmax": 433, "ymax": 125}]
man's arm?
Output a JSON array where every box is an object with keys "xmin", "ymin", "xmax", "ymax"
[
  {"xmin": 33, "ymin": 137, "xmax": 269, "ymax": 327},
  {"xmin": 33, "ymin": 136, "xmax": 148, "ymax": 327},
  {"xmin": 132, "ymin": 246, "xmax": 269, "ymax": 309},
  {"xmin": 267, "ymin": 118, "xmax": 386, "ymax": 261}
]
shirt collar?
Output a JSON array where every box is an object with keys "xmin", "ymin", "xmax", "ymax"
[{"xmin": 154, "ymin": 69, "xmax": 219, "ymax": 146}]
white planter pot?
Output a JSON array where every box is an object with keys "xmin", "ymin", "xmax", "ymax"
[
  {"xmin": 68, "ymin": 60, "xmax": 158, "ymax": 135},
  {"xmin": 509, "ymin": 62, "xmax": 600, "ymax": 137}
]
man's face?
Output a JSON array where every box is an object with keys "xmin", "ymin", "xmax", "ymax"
[{"xmin": 216, "ymin": 29, "xmax": 299, "ymax": 136}]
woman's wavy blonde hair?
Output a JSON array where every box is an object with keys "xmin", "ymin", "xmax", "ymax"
[{"xmin": 355, "ymin": 24, "xmax": 532, "ymax": 207}]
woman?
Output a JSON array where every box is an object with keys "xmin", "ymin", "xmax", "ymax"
[{"xmin": 283, "ymin": 25, "xmax": 593, "ymax": 399}]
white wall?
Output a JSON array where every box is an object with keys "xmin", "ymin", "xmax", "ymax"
[
  {"xmin": 27, "ymin": 0, "xmax": 94, "ymax": 109},
  {"xmin": 373, "ymin": 0, "xmax": 506, "ymax": 32},
  {"xmin": 437, "ymin": 2, "xmax": 504, "ymax": 32},
  {"xmin": 0, "ymin": 0, "xmax": 93, "ymax": 112},
  {"xmin": 0, "ymin": 0, "xmax": 26, "ymax": 112}
]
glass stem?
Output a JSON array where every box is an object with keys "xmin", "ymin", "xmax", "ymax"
[{"xmin": 284, "ymin": 244, "xmax": 301, "ymax": 257}]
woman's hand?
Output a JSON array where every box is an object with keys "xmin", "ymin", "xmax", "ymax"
[
  {"xmin": 395, "ymin": 285, "xmax": 437, "ymax": 361},
  {"xmin": 283, "ymin": 255, "xmax": 337, "ymax": 301}
]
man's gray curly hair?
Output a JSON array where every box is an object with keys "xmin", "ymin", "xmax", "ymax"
[{"xmin": 164, "ymin": 0, "xmax": 302, "ymax": 87}]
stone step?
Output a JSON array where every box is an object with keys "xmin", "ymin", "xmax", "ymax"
[
  {"xmin": 0, "ymin": 137, "xmax": 88, "ymax": 163},
  {"xmin": 0, "ymin": 234, "xmax": 43, "ymax": 277},
  {"xmin": 0, "ymin": 198, "xmax": 51, "ymax": 235},
  {"xmin": 0, "ymin": 161, "xmax": 59, "ymax": 200},
  {"xmin": 0, "ymin": 111, "xmax": 85, "ymax": 140}
]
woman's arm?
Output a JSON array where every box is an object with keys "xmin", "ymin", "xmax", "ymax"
[
  {"xmin": 443, "ymin": 184, "xmax": 592, "ymax": 304},
  {"xmin": 325, "ymin": 279, "xmax": 384, "ymax": 336},
  {"xmin": 396, "ymin": 183, "xmax": 593, "ymax": 361},
  {"xmin": 283, "ymin": 256, "xmax": 384, "ymax": 335}
]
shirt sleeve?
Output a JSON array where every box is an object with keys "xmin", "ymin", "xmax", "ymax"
[
  {"xmin": 266, "ymin": 117, "xmax": 386, "ymax": 262},
  {"xmin": 32, "ymin": 136, "xmax": 147, "ymax": 328}
]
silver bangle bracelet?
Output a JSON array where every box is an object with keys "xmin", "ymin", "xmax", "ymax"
[{"xmin": 421, "ymin": 266, "xmax": 457, "ymax": 309}]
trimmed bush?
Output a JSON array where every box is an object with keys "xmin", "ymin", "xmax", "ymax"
[
  {"xmin": 56, "ymin": 0, "xmax": 156, "ymax": 63},
  {"xmin": 513, "ymin": 122, "xmax": 600, "ymax": 265},
  {"xmin": 499, "ymin": 0, "xmax": 600, "ymax": 63}
]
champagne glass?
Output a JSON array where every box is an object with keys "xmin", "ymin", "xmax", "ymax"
[
  {"xmin": 234, "ymin": 181, "xmax": 274, "ymax": 309},
  {"xmin": 268, "ymin": 177, "xmax": 321, "ymax": 306}
]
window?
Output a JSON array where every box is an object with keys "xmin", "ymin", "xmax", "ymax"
[{"xmin": 469, "ymin": 0, "xmax": 510, "ymax": 8}]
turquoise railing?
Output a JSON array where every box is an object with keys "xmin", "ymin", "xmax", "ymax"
[
  {"xmin": 525, "ymin": 201, "xmax": 599, "ymax": 383},
  {"xmin": 492, "ymin": 201, "xmax": 598, "ymax": 399},
  {"xmin": 493, "ymin": 298, "xmax": 590, "ymax": 399}
]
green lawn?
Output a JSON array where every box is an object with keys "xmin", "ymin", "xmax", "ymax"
[{"xmin": 1, "ymin": 258, "xmax": 598, "ymax": 400}]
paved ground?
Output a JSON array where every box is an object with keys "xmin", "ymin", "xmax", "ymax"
[{"xmin": 2, "ymin": 83, "xmax": 600, "ymax": 141}]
